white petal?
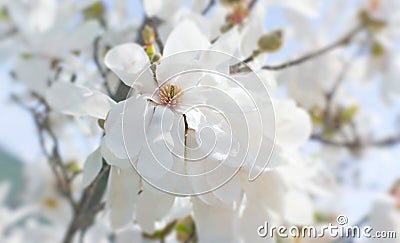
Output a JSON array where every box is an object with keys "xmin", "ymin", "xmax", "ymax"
[
  {"xmin": 115, "ymin": 225, "xmax": 143, "ymax": 243},
  {"xmin": 46, "ymin": 82, "xmax": 115, "ymax": 119},
  {"xmin": 238, "ymin": 199, "xmax": 277, "ymax": 243},
  {"xmin": 101, "ymin": 140, "xmax": 132, "ymax": 169},
  {"xmin": 107, "ymin": 166, "xmax": 140, "ymax": 229},
  {"xmin": 137, "ymin": 106, "xmax": 174, "ymax": 180},
  {"xmin": 104, "ymin": 43, "xmax": 151, "ymax": 88},
  {"xmin": 14, "ymin": 57, "xmax": 50, "ymax": 96},
  {"xmin": 163, "ymin": 20, "xmax": 210, "ymax": 57},
  {"xmin": 82, "ymin": 147, "xmax": 103, "ymax": 188},
  {"xmin": 103, "ymin": 97, "xmax": 149, "ymax": 161},
  {"xmin": 210, "ymin": 27, "xmax": 240, "ymax": 56},
  {"xmin": 209, "ymin": 169, "xmax": 241, "ymax": 204},
  {"xmin": 192, "ymin": 198, "xmax": 238, "ymax": 242},
  {"xmin": 284, "ymin": 190, "xmax": 314, "ymax": 225},
  {"xmin": 68, "ymin": 20, "xmax": 103, "ymax": 51},
  {"xmin": 275, "ymin": 99, "xmax": 311, "ymax": 149},
  {"xmin": 242, "ymin": 170, "xmax": 286, "ymax": 215},
  {"xmin": 143, "ymin": 0, "xmax": 162, "ymax": 17},
  {"xmin": 136, "ymin": 187, "xmax": 175, "ymax": 233}
]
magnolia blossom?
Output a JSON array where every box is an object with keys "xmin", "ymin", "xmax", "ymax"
[
  {"xmin": 79, "ymin": 19, "xmax": 319, "ymax": 240},
  {"xmin": 6, "ymin": 0, "xmax": 102, "ymax": 96},
  {"xmin": 2, "ymin": 0, "xmax": 398, "ymax": 242}
]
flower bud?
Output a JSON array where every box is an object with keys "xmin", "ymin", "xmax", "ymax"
[
  {"xmin": 371, "ymin": 41, "xmax": 385, "ymax": 57},
  {"xmin": 219, "ymin": 0, "xmax": 242, "ymax": 7},
  {"xmin": 257, "ymin": 30, "xmax": 283, "ymax": 53},
  {"xmin": 142, "ymin": 25, "xmax": 155, "ymax": 45},
  {"xmin": 151, "ymin": 53, "xmax": 162, "ymax": 63},
  {"xmin": 227, "ymin": 3, "xmax": 249, "ymax": 25},
  {"xmin": 83, "ymin": 2, "xmax": 105, "ymax": 21},
  {"xmin": 358, "ymin": 10, "xmax": 386, "ymax": 33}
]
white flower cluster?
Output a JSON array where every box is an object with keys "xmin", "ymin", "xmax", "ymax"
[{"xmin": 0, "ymin": 0, "xmax": 399, "ymax": 243}]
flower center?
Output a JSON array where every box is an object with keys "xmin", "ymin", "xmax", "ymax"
[{"xmin": 158, "ymin": 83, "xmax": 182, "ymax": 106}]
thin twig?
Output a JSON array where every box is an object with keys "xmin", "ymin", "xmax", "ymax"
[
  {"xmin": 11, "ymin": 94, "xmax": 77, "ymax": 210},
  {"xmin": 248, "ymin": 0, "xmax": 258, "ymax": 10},
  {"xmin": 63, "ymin": 161, "xmax": 110, "ymax": 243},
  {"xmin": 0, "ymin": 27, "xmax": 17, "ymax": 40},
  {"xmin": 311, "ymin": 134, "xmax": 400, "ymax": 149},
  {"xmin": 261, "ymin": 25, "xmax": 363, "ymax": 71},
  {"xmin": 93, "ymin": 36, "xmax": 113, "ymax": 97},
  {"xmin": 202, "ymin": 0, "xmax": 216, "ymax": 15}
]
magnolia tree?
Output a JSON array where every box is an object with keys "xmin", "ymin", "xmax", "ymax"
[{"xmin": 0, "ymin": 0, "xmax": 399, "ymax": 242}]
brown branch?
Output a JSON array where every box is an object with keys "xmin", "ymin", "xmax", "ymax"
[
  {"xmin": 93, "ymin": 36, "xmax": 113, "ymax": 97},
  {"xmin": 311, "ymin": 134, "xmax": 400, "ymax": 149},
  {"xmin": 323, "ymin": 61, "xmax": 352, "ymax": 132},
  {"xmin": 12, "ymin": 93, "xmax": 111, "ymax": 243},
  {"xmin": 0, "ymin": 27, "xmax": 17, "ymax": 40},
  {"xmin": 261, "ymin": 25, "xmax": 363, "ymax": 71},
  {"xmin": 11, "ymin": 94, "xmax": 77, "ymax": 210},
  {"xmin": 202, "ymin": 0, "xmax": 216, "ymax": 15},
  {"xmin": 63, "ymin": 161, "xmax": 110, "ymax": 243},
  {"xmin": 248, "ymin": 0, "xmax": 258, "ymax": 10}
]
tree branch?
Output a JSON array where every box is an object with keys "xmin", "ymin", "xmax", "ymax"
[
  {"xmin": 202, "ymin": 0, "xmax": 215, "ymax": 15},
  {"xmin": 93, "ymin": 36, "xmax": 113, "ymax": 97},
  {"xmin": 63, "ymin": 161, "xmax": 110, "ymax": 243},
  {"xmin": 12, "ymin": 94, "xmax": 77, "ymax": 209},
  {"xmin": 231, "ymin": 25, "xmax": 363, "ymax": 74},
  {"xmin": 311, "ymin": 134, "xmax": 400, "ymax": 149},
  {"xmin": 261, "ymin": 25, "xmax": 363, "ymax": 71}
]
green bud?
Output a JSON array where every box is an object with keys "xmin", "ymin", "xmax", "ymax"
[
  {"xmin": 142, "ymin": 25, "xmax": 155, "ymax": 45},
  {"xmin": 176, "ymin": 216, "xmax": 196, "ymax": 242},
  {"xmin": 71, "ymin": 50, "xmax": 81, "ymax": 56},
  {"xmin": 371, "ymin": 41, "xmax": 385, "ymax": 57},
  {"xmin": 339, "ymin": 105, "xmax": 359, "ymax": 124},
  {"xmin": 257, "ymin": 30, "xmax": 283, "ymax": 53},
  {"xmin": 220, "ymin": 23, "xmax": 234, "ymax": 33},
  {"xmin": 146, "ymin": 44, "xmax": 155, "ymax": 59},
  {"xmin": 358, "ymin": 10, "xmax": 386, "ymax": 34},
  {"xmin": 309, "ymin": 107, "xmax": 324, "ymax": 125},
  {"xmin": 219, "ymin": 0, "xmax": 242, "ymax": 7},
  {"xmin": 151, "ymin": 53, "xmax": 162, "ymax": 63},
  {"xmin": 83, "ymin": 1, "xmax": 105, "ymax": 21},
  {"xmin": 0, "ymin": 8, "xmax": 9, "ymax": 20},
  {"xmin": 20, "ymin": 53, "xmax": 34, "ymax": 59},
  {"xmin": 66, "ymin": 162, "xmax": 82, "ymax": 174}
]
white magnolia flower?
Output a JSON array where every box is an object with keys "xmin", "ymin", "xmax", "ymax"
[
  {"xmin": 79, "ymin": 19, "xmax": 315, "ymax": 237},
  {"xmin": 7, "ymin": 0, "xmax": 103, "ymax": 95}
]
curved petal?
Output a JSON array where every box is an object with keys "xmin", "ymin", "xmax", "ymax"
[
  {"xmin": 46, "ymin": 82, "xmax": 115, "ymax": 119},
  {"xmin": 103, "ymin": 97, "xmax": 149, "ymax": 161},
  {"xmin": 192, "ymin": 198, "xmax": 238, "ymax": 242},
  {"xmin": 136, "ymin": 187, "xmax": 175, "ymax": 233},
  {"xmin": 143, "ymin": 0, "xmax": 162, "ymax": 17},
  {"xmin": 284, "ymin": 190, "xmax": 314, "ymax": 225},
  {"xmin": 163, "ymin": 20, "xmax": 210, "ymax": 57},
  {"xmin": 104, "ymin": 43, "xmax": 151, "ymax": 88},
  {"xmin": 274, "ymin": 99, "xmax": 311, "ymax": 149},
  {"xmin": 137, "ymin": 106, "xmax": 174, "ymax": 180},
  {"xmin": 107, "ymin": 166, "xmax": 140, "ymax": 230},
  {"xmin": 82, "ymin": 147, "xmax": 103, "ymax": 188}
]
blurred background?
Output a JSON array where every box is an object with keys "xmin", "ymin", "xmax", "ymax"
[{"xmin": 0, "ymin": 0, "xmax": 399, "ymax": 242}]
